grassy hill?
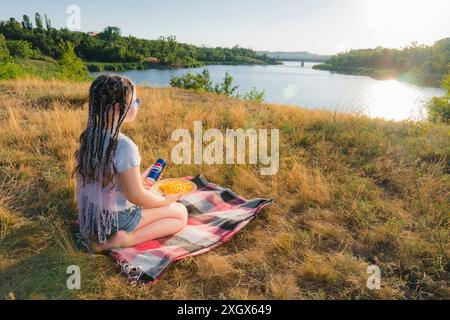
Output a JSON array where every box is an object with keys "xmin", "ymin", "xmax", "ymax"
[{"xmin": 0, "ymin": 79, "xmax": 448, "ymax": 299}]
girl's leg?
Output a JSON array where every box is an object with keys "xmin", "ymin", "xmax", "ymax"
[
  {"xmin": 135, "ymin": 202, "xmax": 188, "ymax": 230},
  {"xmin": 92, "ymin": 202, "xmax": 188, "ymax": 252}
]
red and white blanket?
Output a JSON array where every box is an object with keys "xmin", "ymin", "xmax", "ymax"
[{"xmin": 110, "ymin": 175, "xmax": 273, "ymax": 284}]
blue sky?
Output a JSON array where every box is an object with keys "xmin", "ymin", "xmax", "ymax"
[{"xmin": 1, "ymin": 0, "xmax": 449, "ymax": 54}]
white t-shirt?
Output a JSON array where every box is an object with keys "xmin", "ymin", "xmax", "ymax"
[
  {"xmin": 108, "ymin": 132, "xmax": 141, "ymax": 210},
  {"xmin": 75, "ymin": 130, "xmax": 142, "ymax": 244}
]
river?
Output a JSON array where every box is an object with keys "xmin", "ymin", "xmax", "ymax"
[{"xmin": 92, "ymin": 61, "xmax": 445, "ymax": 121}]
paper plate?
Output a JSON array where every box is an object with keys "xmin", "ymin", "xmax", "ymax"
[{"xmin": 151, "ymin": 178, "xmax": 197, "ymax": 196}]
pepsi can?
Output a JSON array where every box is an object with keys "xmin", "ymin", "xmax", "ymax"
[{"xmin": 147, "ymin": 159, "xmax": 166, "ymax": 183}]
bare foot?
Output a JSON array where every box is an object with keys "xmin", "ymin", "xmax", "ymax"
[
  {"xmin": 90, "ymin": 241, "xmax": 106, "ymax": 253},
  {"xmin": 90, "ymin": 230, "xmax": 130, "ymax": 252}
]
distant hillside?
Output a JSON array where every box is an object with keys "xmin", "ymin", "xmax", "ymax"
[
  {"xmin": 257, "ymin": 51, "xmax": 331, "ymax": 62},
  {"xmin": 0, "ymin": 13, "xmax": 278, "ymax": 72},
  {"xmin": 313, "ymin": 38, "xmax": 450, "ymax": 87}
]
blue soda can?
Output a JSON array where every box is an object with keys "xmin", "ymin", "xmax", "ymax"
[{"xmin": 147, "ymin": 159, "xmax": 166, "ymax": 183}]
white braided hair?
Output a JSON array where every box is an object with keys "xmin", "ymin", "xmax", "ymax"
[{"xmin": 73, "ymin": 74, "xmax": 135, "ymax": 244}]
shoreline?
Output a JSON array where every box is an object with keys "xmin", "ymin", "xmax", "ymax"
[
  {"xmin": 312, "ymin": 64, "xmax": 443, "ymax": 88},
  {"xmin": 88, "ymin": 62, "xmax": 443, "ymax": 122},
  {"xmin": 85, "ymin": 60, "xmax": 281, "ymax": 73}
]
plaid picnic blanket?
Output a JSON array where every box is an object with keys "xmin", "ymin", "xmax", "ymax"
[{"xmin": 110, "ymin": 175, "xmax": 273, "ymax": 284}]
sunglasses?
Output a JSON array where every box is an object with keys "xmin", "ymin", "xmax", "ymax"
[{"xmin": 130, "ymin": 97, "xmax": 142, "ymax": 110}]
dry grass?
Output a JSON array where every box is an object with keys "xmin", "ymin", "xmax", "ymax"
[{"xmin": 0, "ymin": 78, "xmax": 448, "ymax": 300}]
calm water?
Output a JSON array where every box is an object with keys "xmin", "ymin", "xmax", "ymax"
[{"xmin": 93, "ymin": 61, "xmax": 445, "ymax": 120}]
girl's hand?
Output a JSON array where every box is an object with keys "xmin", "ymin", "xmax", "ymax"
[
  {"xmin": 163, "ymin": 193, "xmax": 183, "ymax": 202},
  {"xmin": 142, "ymin": 166, "xmax": 153, "ymax": 188},
  {"xmin": 141, "ymin": 166, "xmax": 163, "ymax": 189}
]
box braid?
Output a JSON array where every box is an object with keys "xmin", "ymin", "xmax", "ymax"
[{"xmin": 72, "ymin": 74, "xmax": 135, "ymax": 189}]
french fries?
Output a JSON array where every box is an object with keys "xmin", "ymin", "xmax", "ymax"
[{"xmin": 159, "ymin": 179, "xmax": 194, "ymax": 195}]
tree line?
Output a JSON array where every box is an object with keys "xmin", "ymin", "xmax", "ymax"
[
  {"xmin": 314, "ymin": 39, "xmax": 450, "ymax": 87},
  {"xmin": 0, "ymin": 13, "xmax": 277, "ymax": 71},
  {"xmin": 0, "ymin": 32, "xmax": 89, "ymax": 81}
]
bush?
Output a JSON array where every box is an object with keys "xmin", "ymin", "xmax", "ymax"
[
  {"xmin": 6, "ymin": 40, "xmax": 35, "ymax": 59},
  {"xmin": 213, "ymin": 72, "xmax": 238, "ymax": 96},
  {"xmin": 0, "ymin": 34, "xmax": 10, "ymax": 62},
  {"xmin": 170, "ymin": 69, "xmax": 241, "ymax": 96},
  {"xmin": 426, "ymin": 69, "xmax": 450, "ymax": 123},
  {"xmin": 242, "ymin": 87, "xmax": 265, "ymax": 103},
  {"xmin": 170, "ymin": 69, "xmax": 240, "ymax": 97},
  {"xmin": 170, "ymin": 69, "xmax": 266, "ymax": 102},
  {"xmin": 0, "ymin": 34, "xmax": 24, "ymax": 79},
  {"xmin": 0, "ymin": 58, "xmax": 24, "ymax": 79},
  {"xmin": 85, "ymin": 63, "xmax": 104, "ymax": 72},
  {"xmin": 427, "ymin": 96, "xmax": 450, "ymax": 123},
  {"xmin": 170, "ymin": 69, "xmax": 214, "ymax": 92},
  {"xmin": 57, "ymin": 41, "xmax": 88, "ymax": 81},
  {"xmin": 85, "ymin": 62, "xmax": 144, "ymax": 72},
  {"xmin": 104, "ymin": 63, "xmax": 119, "ymax": 71}
]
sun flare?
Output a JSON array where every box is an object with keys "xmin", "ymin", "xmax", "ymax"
[{"xmin": 367, "ymin": 80, "xmax": 427, "ymax": 120}]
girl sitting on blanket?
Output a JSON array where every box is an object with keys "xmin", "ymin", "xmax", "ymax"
[{"xmin": 72, "ymin": 74, "xmax": 188, "ymax": 253}]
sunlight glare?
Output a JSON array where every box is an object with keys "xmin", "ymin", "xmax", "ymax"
[{"xmin": 366, "ymin": 80, "xmax": 425, "ymax": 120}]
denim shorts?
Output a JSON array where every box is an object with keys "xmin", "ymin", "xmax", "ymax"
[{"xmin": 115, "ymin": 205, "xmax": 142, "ymax": 233}]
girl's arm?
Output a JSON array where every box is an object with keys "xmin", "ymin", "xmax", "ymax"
[{"xmin": 118, "ymin": 166, "xmax": 181, "ymax": 209}]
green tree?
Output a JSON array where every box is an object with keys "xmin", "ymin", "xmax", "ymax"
[
  {"xmin": 426, "ymin": 67, "xmax": 450, "ymax": 123},
  {"xmin": 170, "ymin": 69, "xmax": 261, "ymax": 101},
  {"xmin": 0, "ymin": 34, "xmax": 10, "ymax": 62},
  {"xmin": 44, "ymin": 14, "xmax": 52, "ymax": 30},
  {"xmin": 58, "ymin": 41, "xmax": 88, "ymax": 81},
  {"xmin": 242, "ymin": 87, "xmax": 265, "ymax": 103},
  {"xmin": 21, "ymin": 15, "xmax": 33, "ymax": 30},
  {"xmin": 6, "ymin": 40, "xmax": 34, "ymax": 58},
  {"xmin": 0, "ymin": 34, "xmax": 23, "ymax": 79},
  {"xmin": 0, "ymin": 59, "xmax": 23, "ymax": 79},
  {"xmin": 99, "ymin": 26, "xmax": 122, "ymax": 42},
  {"xmin": 34, "ymin": 13, "xmax": 44, "ymax": 31},
  {"xmin": 5, "ymin": 18, "xmax": 23, "ymax": 36},
  {"xmin": 214, "ymin": 72, "xmax": 238, "ymax": 96},
  {"xmin": 170, "ymin": 69, "xmax": 213, "ymax": 92}
]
